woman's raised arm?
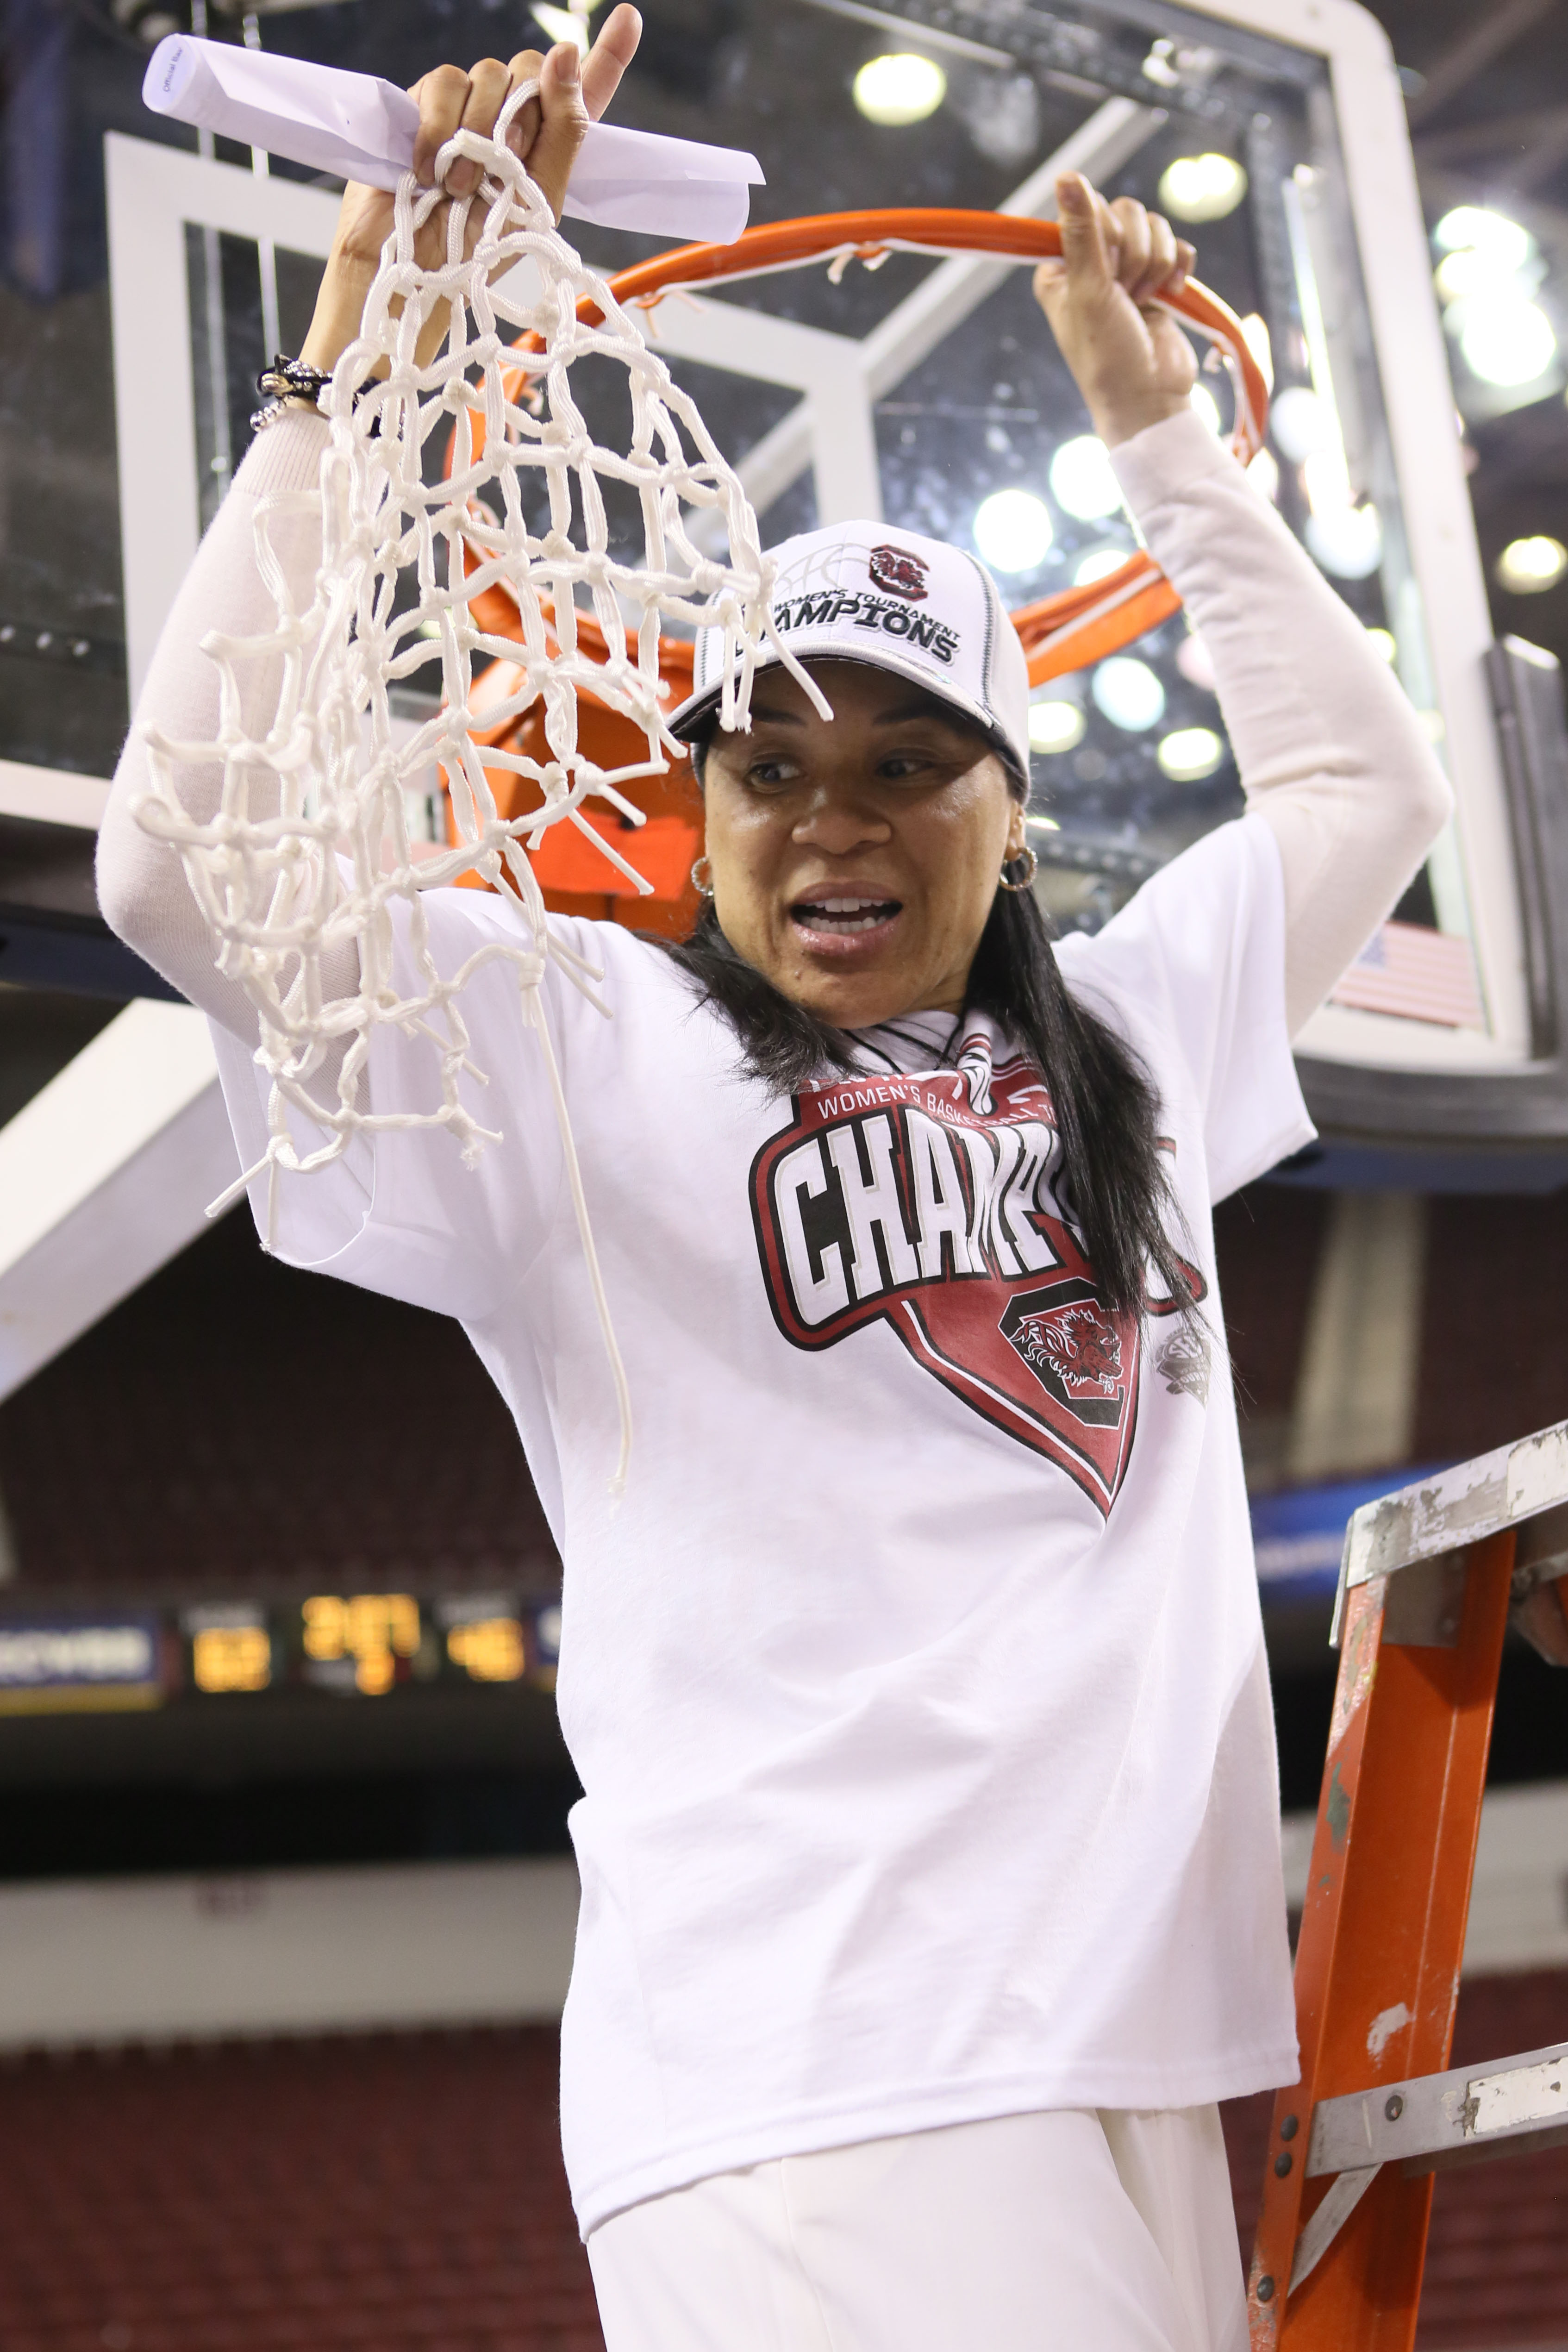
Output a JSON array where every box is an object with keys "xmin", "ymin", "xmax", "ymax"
[
  {"xmin": 1036, "ymin": 173, "xmax": 1452, "ymax": 1038},
  {"xmin": 97, "ymin": 14, "xmax": 640, "ymax": 1037},
  {"xmin": 1106, "ymin": 409, "xmax": 1452, "ymax": 1036}
]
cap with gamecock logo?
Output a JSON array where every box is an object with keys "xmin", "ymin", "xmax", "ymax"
[{"xmin": 670, "ymin": 519, "xmax": 1031, "ymax": 782}]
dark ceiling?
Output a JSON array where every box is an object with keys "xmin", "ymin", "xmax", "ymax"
[{"xmin": 1371, "ymin": 0, "xmax": 1568, "ymax": 669}]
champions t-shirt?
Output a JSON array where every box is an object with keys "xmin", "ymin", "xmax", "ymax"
[{"xmin": 209, "ymin": 811, "xmax": 1313, "ymax": 2237}]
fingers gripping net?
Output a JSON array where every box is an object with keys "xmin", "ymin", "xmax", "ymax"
[{"xmin": 135, "ymin": 89, "xmax": 797, "ymax": 1482}]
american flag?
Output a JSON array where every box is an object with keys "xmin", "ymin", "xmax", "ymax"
[{"xmin": 1330, "ymin": 920, "xmax": 1486, "ymax": 1029}]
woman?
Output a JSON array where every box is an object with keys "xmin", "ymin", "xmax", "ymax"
[{"xmin": 99, "ymin": 18, "xmax": 1451, "ymax": 2349}]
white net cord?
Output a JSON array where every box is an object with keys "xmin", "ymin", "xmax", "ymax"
[{"xmin": 134, "ymin": 83, "xmax": 821, "ymax": 1487}]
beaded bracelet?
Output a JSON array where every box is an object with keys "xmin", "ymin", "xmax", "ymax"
[
  {"xmin": 250, "ymin": 354, "xmax": 379, "ymax": 434},
  {"xmin": 250, "ymin": 354, "xmax": 331, "ymax": 434}
]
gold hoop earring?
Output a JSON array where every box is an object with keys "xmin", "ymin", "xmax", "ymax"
[
  {"xmin": 1000, "ymin": 844, "xmax": 1038, "ymax": 893},
  {"xmin": 691, "ymin": 855, "xmax": 715, "ymax": 898}
]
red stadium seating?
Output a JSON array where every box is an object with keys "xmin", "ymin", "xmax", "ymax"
[
  {"xmin": 0, "ymin": 2027, "xmax": 599, "ymax": 2352},
  {"xmin": 0, "ymin": 1974, "xmax": 1561, "ymax": 2350}
]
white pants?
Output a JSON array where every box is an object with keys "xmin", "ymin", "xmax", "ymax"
[{"xmin": 587, "ymin": 2106, "xmax": 1249, "ymax": 2352}]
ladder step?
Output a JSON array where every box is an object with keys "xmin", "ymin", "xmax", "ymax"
[
  {"xmin": 1308, "ymin": 2041, "xmax": 1568, "ymax": 2180},
  {"xmin": 1333, "ymin": 1418, "xmax": 1568, "ymax": 1639}
]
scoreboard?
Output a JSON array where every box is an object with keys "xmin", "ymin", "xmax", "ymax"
[{"xmin": 0, "ymin": 1595, "xmax": 561, "ymax": 1714}]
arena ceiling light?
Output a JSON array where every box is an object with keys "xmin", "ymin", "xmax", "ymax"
[
  {"xmin": 1156, "ymin": 152, "xmax": 1248, "ymax": 223},
  {"xmin": 1048, "ymin": 435, "xmax": 1121, "ymax": 520},
  {"xmin": 973, "ymin": 486, "xmax": 1053, "ymax": 574},
  {"xmin": 1305, "ymin": 501, "xmax": 1384, "ymax": 582},
  {"xmin": 1269, "ymin": 385, "xmax": 1331, "ymax": 463},
  {"xmin": 1496, "ymin": 536, "xmax": 1568, "ymax": 594},
  {"xmin": 1433, "ymin": 206, "xmax": 1533, "ymax": 274},
  {"xmin": 1301, "ymin": 444, "xmax": 1349, "ymax": 509},
  {"xmin": 1157, "ymin": 726, "xmax": 1224, "ymax": 781},
  {"xmin": 1299, "ymin": 441, "xmax": 1383, "ymax": 581},
  {"xmin": 1458, "ymin": 298, "xmax": 1559, "ymax": 390},
  {"xmin": 1092, "ymin": 657, "xmax": 1165, "ymax": 732},
  {"xmin": 851, "ymin": 53, "xmax": 946, "ymax": 126},
  {"xmin": 1028, "ymin": 700, "xmax": 1085, "ymax": 753},
  {"xmin": 532, "ymin": 5, "xmax": 593, "ymax": 50},
  {"xmin": 118, "ymin": 2, "xmax": 181, "ymax": 38},
  {"xmin": 1433, "ymin": 247, "xmax": 1512, "ymax": 306},
  {"xmin": 1430, "ymin": 206, "xmax": 1558, "ymax": 395},
  {"xmin": 1074, "ymin": 546, "xmax": 1130, "ymax": 585}
]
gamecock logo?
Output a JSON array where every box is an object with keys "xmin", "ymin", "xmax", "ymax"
[
  {"xmin": 868, "ymin": 544, "xmax": 930, "ymax": 601},
  {"xmin": 1000, "ymin": 1286, "xmax": 1126, "ymax": 1427}
]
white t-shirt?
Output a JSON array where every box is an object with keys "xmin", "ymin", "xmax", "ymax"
[{"xmin": 210, "ymin": 809, "xmax": 1313, "ymax": 2237}]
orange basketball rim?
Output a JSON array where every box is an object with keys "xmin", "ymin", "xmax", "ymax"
[{"xmin": 443, "ymin": 208, "xmax": 1269, "ymax": 936}]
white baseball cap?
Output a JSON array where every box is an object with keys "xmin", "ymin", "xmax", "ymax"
[{"xmin": 671, "ymin": 519, "xmax": 1032, "ymax": 782}]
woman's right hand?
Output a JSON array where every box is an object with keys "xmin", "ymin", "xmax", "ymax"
[
  {"xmin": 1032, "ymin": 171, "xmax": 1198, "ymax": 448},
  {"xmin": 299, "ymin": 3, "xmax": 643, "ymax": 377}
]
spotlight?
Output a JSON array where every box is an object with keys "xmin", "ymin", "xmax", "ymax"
[
  {"xmin": 1269, "ymin": 386, "xmax": 1331, "ymax": 463},
  {"xmin": 1496, "ymin": 536, "xmax": 1568, "ymax": 593},
  {"xmin": 1433, "ymin": 206, "xmax": 1533, "ymax": 270},
  {"xmin": 1157, "ymin": 727, "xmax": 1224, "ymax": 780},
  {"xmin": 1049, "ymin": 436, "xmax": 1122, "ymax": 521},
  {"xmin": 1434, "ymin": 249, "xmax": 1499, "ymax": 305},
  {"xmin": 974, "ymin": 488, "xmax": 1053, "ymax": 574},
  {"xmin": 1029, "ymin": 701, "xmax": 1086, "ymax": 753},
  {"xmin": 1157, "ymin": 153, "xmax": 1248, "ymax": 223},
  {"xmin": 1305, "ymin": 503, "xmax": 1383, "ymax": 581},
  {"xmin": 1297, "ymin": 438, "xmax": 1382, "ymax": 581},
  {"xmin": 1364, "ymin": 626, "xmax": 1398, "ymax": 661},
  {"xmin": 852, "ymin": 54, "xmax": 947, "ymax": 126},
  {"xmin": 533, "ymin": 4, "xmax": 591, "ymax": 46},
  {"xmin": 111, "ymin": 0, "xmax": 179, "ymax": 35},
  {"xmin": 1074, "ymin": 547, "xmax": 1131, "ymax": 586},
  {"xmin": 1092, "ymin": 657, "xmax": 1165, "ymax": 732},
  {"xmin": 1302, "ymin": 446, "xmax": 1351, "ymax": 512},
  {"xmin": 1459, "ymin": 298, "xmax": 1557, "ymax": 388}
]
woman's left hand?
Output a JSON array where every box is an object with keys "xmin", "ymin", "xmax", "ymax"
[{"xmin": 1033, "ymin": 172, "xmax": 1198, "ymax": 448}]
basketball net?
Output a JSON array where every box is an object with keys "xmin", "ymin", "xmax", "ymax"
[{"xmin": 133, "ymin": 87, "xmax": 809, "ymax": 1485}]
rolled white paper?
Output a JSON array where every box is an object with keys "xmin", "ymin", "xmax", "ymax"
[{"xmin": 142, "ymin": 34, "xmax": 762, "ymax": 244}]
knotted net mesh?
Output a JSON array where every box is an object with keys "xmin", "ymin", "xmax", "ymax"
[{"xmin": 134, "ymin": 89, "xmax": 801, "ymax": 1478}]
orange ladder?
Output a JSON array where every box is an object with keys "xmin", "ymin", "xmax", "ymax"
[{"xmin": 1249, "ymin": 1420, "xmax": 1568, "ymax": 2349}]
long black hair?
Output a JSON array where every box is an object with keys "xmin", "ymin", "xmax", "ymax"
[{"xmin": 659, "ymin": 846, "xmax": 1191, "ymax": 1324}]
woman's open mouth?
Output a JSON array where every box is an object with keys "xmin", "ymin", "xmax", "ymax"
[{"xmin": 790, "ymin": 894, "xmax": 903, "ymax": 953}]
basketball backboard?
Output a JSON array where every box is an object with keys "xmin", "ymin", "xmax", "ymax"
[{"xmin": 98, "ymin": 0, "xmax": 1568, "ymax": 1167}]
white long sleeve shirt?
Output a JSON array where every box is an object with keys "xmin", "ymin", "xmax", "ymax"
[{"xmin": 96, "ymin": 402, "xmax": 1451, "ymax": 2240}]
